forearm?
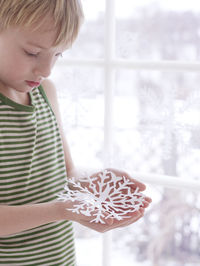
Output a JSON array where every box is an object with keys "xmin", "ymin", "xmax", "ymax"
[
  {"xmin": 66, "ymin": 166, "xmax": 94, "ymax": 190},
  {"xmin": 0, "ymin": 202, "xmax": 65, "ymax": 237},
  {"xmin": 67, "ymin": 166, "xmax": 98, "ymax": 180}
]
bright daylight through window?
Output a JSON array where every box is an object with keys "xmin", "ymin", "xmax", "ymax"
[{"xmin": 51, "ymin": 0, "xmax": 200, "ymax": 265}]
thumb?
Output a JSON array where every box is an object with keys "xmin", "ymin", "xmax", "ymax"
[{"xmin": 105, "ymin": 217, "xmax": 114, "ymax": 226}]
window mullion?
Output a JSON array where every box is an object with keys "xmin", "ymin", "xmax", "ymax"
[
  {"xmin": 132, "ymin": 171, "xmax": 200, "ymax": 191},
  {"xmin": 102, "ymin": 0, "xmax": 116, "ymax": 266},
  {"xmin": 58, "ymin": 59, "xmax": 200, "ymax": 72}
]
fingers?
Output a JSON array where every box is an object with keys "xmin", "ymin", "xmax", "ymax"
[
  {"xmin": 119, "ymin": 207, "xmax": 146, "ymax": 227},
  {"xmin": 108, "ymin": 202, "xmax": 151, "ymax": 229},
  {"xmin": 108, "ymin": 210, "xmax": 143, "ymax": 229},
  {"xmin": 78, "ymin": 205, "xmax": 149, "ymax": 233},
  {"xmin": 142, "ymin": 197, "xmax": 152, "ymax": 208},
  {"xmin": 144, "ymin": 196, "xmax": 152, "ymax": 202},
  {"xmin": 106, "ymin": 168, "xmax": 146, "ymax": 191},
  {"xmin": 91, "ymin": 168, "xmax": 147, "ymax": 193},
  {"xmin": 72, "ymin": 168, "xmax": 152, "ymax": 233},
  {"xmin": 105, "ymin": 217, "xmax": 114, "ymax": 226},
  {"xmin": 131, "ymin": 180, "xmax": 146, "ymax": 191}
]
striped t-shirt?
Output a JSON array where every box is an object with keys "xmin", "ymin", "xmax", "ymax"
[{"xmin": 0, "ymin": 86, "xmax": 76, "ymax": 265}]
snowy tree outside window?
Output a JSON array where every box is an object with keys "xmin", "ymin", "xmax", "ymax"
[{"xmin": 50, "ymin": 0, "xmax": 200, "ymax": 265}]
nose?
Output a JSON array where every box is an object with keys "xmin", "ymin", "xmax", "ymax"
[{"xmin": 34, "ymin": 59, "xmax": 52, "ymax": 78}]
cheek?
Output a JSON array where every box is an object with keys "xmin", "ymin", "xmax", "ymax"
[
  {"xmin": 0, "ymin": 40, "xmax": 32, "ymax": 81},
  {"xmin": 0, "ymin": 55, "xmax": 30, "ymax": 82},
  {"xmin": 51, "ymin": 57, "xmax": 59, "ymax": 69},
  {"xmin": 8, "ymin": 54, "xmax": 31, "ymax": 77}
]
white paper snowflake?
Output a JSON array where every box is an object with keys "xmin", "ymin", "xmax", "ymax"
[{"xmin": 57, "ymin": 170, "xmax": 145, "ymax": 224}]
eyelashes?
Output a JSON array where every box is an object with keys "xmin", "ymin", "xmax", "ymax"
[
  {"xmin": 24, "ymin": 50, "xmax": 63, "ymax": 58},
  {"xmin": 25, "ymin": 52, "xmax": 38, "ymax": 57},
  {"xmin": 24, "ymin": 49, "xmax": 39, "ymax": 57},
  {"xmin": 55, "ymin": 53, "xmax": 63, "ymax": 58}
]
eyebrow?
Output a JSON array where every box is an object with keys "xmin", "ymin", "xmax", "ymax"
[{"xmin": 27, "ymin": 42, "xmax": 49, "ymax": 49}]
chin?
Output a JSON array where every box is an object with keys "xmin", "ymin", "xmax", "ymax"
[{"xmin": 15, "ymin": 86, "xmax": 33, "ymax": 94}]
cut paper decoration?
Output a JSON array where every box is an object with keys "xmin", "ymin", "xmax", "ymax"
[{"xmin": 57, "ymin": 169, "xmax": 145, "ymax": 224}]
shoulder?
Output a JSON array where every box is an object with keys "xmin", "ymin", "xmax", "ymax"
[
  {"xmin": 41, "ymin": 79, "xmax": 57, "ymax": 100},
  {"xmin": 41, "ymin": 79, "xmax": 59, "ymax": 114}
]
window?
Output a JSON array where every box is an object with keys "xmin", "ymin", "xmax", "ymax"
[{"xmin": 50, "ymin": 0, "xmax": 200, "ymax": 265}]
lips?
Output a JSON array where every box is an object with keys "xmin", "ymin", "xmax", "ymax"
[{"xmin": 26, "ymin": 80, "xmax": 41, "ymax": 88}]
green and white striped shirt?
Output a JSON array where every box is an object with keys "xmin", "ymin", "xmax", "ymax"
[{"xmin": 0, "ymin": 86, "xmax": 76, "ymax": 265}]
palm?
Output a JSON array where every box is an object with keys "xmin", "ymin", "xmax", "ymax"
[{"xmin": 65, "ymin": 168, "xmax": 152, "ymax": 232}]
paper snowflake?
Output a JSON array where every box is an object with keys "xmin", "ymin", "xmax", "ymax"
[{"xmin": 57, "ymin": 170, "xmax": 145, "ymax": 224}]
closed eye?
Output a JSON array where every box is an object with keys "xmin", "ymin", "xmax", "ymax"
[
  {"xmin": 24, "ymin": 50, "xmax": 39, "ymax": 57},
  {"xmin": 24, "ymin": 49, "xmax": 63, "ymax": 58},
  {"xmin": 55, "ymin": 53, "xmax": 63, "ymax": 58}
]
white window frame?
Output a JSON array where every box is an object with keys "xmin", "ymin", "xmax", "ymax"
[{"xmin": 57, "ymin": 0, "xmax": 200, "ymax": 265}]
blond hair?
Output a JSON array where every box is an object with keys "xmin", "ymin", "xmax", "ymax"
[{"xmin": 0, "ymin": 0, "xmax": 84, "ymax": 46}]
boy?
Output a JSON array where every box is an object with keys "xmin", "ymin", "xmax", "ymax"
[{"xmin": 0, "ymin": 1, "xmax": 151, "ymax": 265}]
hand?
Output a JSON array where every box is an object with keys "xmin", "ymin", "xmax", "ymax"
[
  {"xmin": 60, "ymin": 168, "xmax": 152, "ymax": 232},
  {"xmin": 76, "ymin": 168, "xmax": 147, "ymax": 193},
  {"xmin": 104, "ymin": 168, "xmax": 147, "ymax": 192},
  {"xmin": 78, "ymin": 196, "xmax": 151, "ymax": 233},
  {"xmin": 59, "ymin": 197, "xmax": 151, "ymax": 233}
]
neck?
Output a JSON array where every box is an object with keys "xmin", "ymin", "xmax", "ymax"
[{"xmin": 0, "ymin": 81, "xmax": 31, "ymax": 105}]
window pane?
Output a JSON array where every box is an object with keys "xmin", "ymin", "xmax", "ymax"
[
  {"xmin": 49, "ymin": 1, "xmax": 200, "ymax": 265},
  {"xmin": 63, "ymin": 0, "xmax": 105, "ymax": 59},
  {"xmin": 111, "ymin": 186, "xmax": 200, "ymax": 266},
  {"xmin": 51, "ymin": 63, "xmax": 105, "ymax": 265},
  {"xmin": 116, "ymin": 0, "xmax": 200, "ymax": 60},
  {"xmin": 113, "ymin": 70, "xmax": 200, "ymax": 178},
  {"xmin": 112, "ymin": 69, "xmax": 200, "ymax": 265},
  {"xmin": 51, "ymin": 66, "xmax": 104, "ymax": 169}
]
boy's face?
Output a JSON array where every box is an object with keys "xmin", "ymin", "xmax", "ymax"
[{"xmin": 0, "ymin": 19, "xmax": 66, "ymax": 94}]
